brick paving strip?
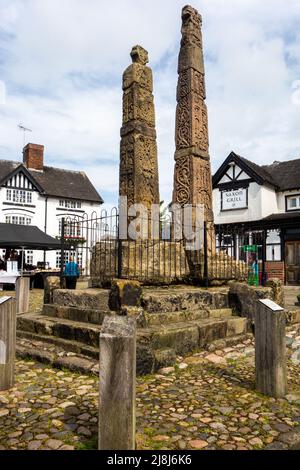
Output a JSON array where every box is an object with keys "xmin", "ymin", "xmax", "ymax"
[{"xmin": 0, "ymin": 331, "xmax": 299, "ymax": 450}]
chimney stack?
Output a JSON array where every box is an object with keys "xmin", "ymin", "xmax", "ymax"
[{"xmin": 23, "ymin": 143, "xmax": 44, "ymax": 171}]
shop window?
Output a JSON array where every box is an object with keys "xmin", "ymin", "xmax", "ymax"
[
  {"xmin": 266, "ymin": 245, "xmax": 281, "ymax": 261},
  {"xmin": 266, "ymin": 230, "xmax": 281, "ymax": 261}
]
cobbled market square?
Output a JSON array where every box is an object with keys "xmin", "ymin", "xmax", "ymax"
[{"xmin": 0, "ymin": 0, "xmax": 300, "ymax": 460}]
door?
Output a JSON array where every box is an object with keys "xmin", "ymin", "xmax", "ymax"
[{"xmin": 285, "ymin": 241, "xmax": 300, "ymax": 285}]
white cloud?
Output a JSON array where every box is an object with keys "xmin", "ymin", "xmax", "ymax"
[
  {"xmin": 0, "ymin": 0, "xmax": 300, "ymax": 205},
  {"xmin": 0, "ymin": 80, "xmax": 6, "ymax": 105}
]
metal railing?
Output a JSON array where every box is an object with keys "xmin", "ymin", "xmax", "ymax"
[{"xmin": 60, "ymin": 209, "xmax": 268, "ymax": 286}]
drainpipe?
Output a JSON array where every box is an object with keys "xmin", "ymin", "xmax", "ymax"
[{"xmin": 43, "ymin": 196, "xmax": 48, "ymax": 264}]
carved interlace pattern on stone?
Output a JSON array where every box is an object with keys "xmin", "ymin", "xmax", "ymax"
[
  {"xmin": 173, "ymin": 4, "xmax": 213, "ymax": 226},
  {"xmin": 120, "ymin": 46, "xmax": 159, "ymax": 211}
]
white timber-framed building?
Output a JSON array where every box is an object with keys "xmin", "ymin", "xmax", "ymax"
[
  {"xmin": 0, "ymin": 143, "xmax": 103, "ymax": 271},
  {"xmin": 213, "ymin": 151, "xmax": 300, "ymax": 285}
]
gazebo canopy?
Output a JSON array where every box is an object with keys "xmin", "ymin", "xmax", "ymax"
[{"xmin": 0, "ymin": 223, "xmax": 62, "ymax": 250}]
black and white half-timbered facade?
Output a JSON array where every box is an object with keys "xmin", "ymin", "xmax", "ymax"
[
  {"xmin": 0, "ymin": 143, "xmax": 103, "ymax": 270},
  {"xmin": 213, "ymin": 151, "xmax": 300, "ymax": 285}
]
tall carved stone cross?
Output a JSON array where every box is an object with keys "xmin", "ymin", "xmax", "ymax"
[
  {"xmin": 119, "ymin": 45, "xmax": 160, "ymax": 220},
  {"xmin": 172, "ymin": 5, "xmax": 214, "ymax": 227}
]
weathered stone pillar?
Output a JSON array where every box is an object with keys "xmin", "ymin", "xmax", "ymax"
[
  {"xmin": 0, "ymin": 296, "xmax": 16, "ymax": 391},
  {"xmin": 172, "ymin": 6, "xmax": 214, "ymax": 241},
  {"xmin": 119, "ymin": 45, "xmax": 160, "ymax": 236},
  {"xmin": 99, "ymin": 316, "xmax": 136, "ymax": 450},
  {"xmin": 43, "ymin": 275, "xmax": 61, "ymax": 305},
  {"xmin": 16, "ymin": 276, "xmax": 30, "ymax": 314},
  {"xmin": 255, "ymin": 299, "xmax": 287, "ymax": 398}
]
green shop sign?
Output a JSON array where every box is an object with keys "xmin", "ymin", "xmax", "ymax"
[{"xmin": 242, "ymin": 245, "xmax": 258, "ymax": 253}]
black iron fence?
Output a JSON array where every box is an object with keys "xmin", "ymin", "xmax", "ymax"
[{"xmin": 60, "ymin": 209, "xmax": 269, "ymax": 286}]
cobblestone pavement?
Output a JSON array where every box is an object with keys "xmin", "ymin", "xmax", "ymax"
[
  {"xmin": 0, "ymin": 332, "xmax": 299, "ymax": 450},
  {"xmin": 1, "ymin": 288, "xmax": 300, "ymax": 450},
  {"xmin": 0, "ymin": 288, "xmax": 43, "ymax": 313}
]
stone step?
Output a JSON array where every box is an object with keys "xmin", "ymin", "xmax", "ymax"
[
  {"xmin": 17, "ymin": 330, "xmax": 99, "ymax": 359},
  {"xmin": 141, "ymin": 288, "xmax": 229, "ymax": 313},
  {"xmin": 17, "ymin": 314, "xmax": 103, "ymax": 348},
  {"xmin": 42, "ymin": 304, "xmax": 110, "ymax": 325},
  {"xmin": 147, "ymin": 317, "xmax": 248, "ymax": 356},
  {"xmin": 208, "ymin": 308, "xmax": 233, "ymax": 318},
  {"xmin": 17, "ymin": 311, "xmax": 249, "ymax": 375},
  {"xmin": 18, "ymin": 312, "xmax": 248, "ymax": 353},
  {"xmin": 145, "ymin": 309, "xmax": 210, "ymax": 326},
  {"xmin": 52, "ymin": 288, "xmax": 110, "ymax": 310}
]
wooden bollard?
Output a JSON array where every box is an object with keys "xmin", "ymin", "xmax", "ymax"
[
  {"xmin": 255, "ymin": 299, "xmax": 287, "ymax": 398},
  {"xmin": 99, "ymin": 316, "xmax": 136, "ymax": 450},
  {"xmin": 16, "ymin": 276, "xmax": 30, "ymax": 314},
  {"xmin": 0, "ymin": 296, "xmax": 16, "ymax": 391}
]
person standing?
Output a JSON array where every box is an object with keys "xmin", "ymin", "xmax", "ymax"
[{"xmin": 63, "ymin": 256, "xmax": 80, "ymax": 289}]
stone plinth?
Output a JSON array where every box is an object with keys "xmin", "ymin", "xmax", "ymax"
[
  {"xmin": 90, "ymin": 240, "xmax": 189, "ymax": 286},
  {"xmin": 90, "ymin": 240, "xmax": 248, "ymax": 286}
]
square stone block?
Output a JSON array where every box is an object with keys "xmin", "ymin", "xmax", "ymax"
[{"xmin": 109, "ymin": 279, "xmax": 142, "ymax": 311}]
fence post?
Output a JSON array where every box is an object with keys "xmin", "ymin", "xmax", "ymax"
[
  {"xmin": 203, "ymin": 221, "xmax": 209, "ymax": 288},
  {"xmin": 99, "ymin": 316, "xmax": 136, "ymax": 450},
  {"xmin": 0, "ymin": 296, "xmax": 16, "ymax": 391},
  {"xmin": 60, "ymin": 217, "xmax": 65, "ymax": 288},
  {"xmin": 117, "ymin": 239, "xmax": 123, "ymax": 279},
  {"xmin": 255, "ymin": 299, "xmax": 287, "ymax": 398},
  {"xmin": 261, "ymin": 229, "xmax": 267, "ymax": 286},
  {"xmin": 15, "ymin": 276, "xmax": 30, "ymax": 314}
]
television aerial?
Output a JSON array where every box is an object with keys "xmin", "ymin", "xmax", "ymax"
[{"xmin": 18, "ymin": 124, "xmax": 32, "ymax": 146}]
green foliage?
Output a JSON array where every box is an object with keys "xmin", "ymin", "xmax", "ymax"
[{"xmin": 75, "ymin": 435, "xmax": 98, "ymax": 450}]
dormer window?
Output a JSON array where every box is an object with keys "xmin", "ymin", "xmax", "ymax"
[{"xmin": 286, "ymin": 195, "xmax": 300, "ymax": 211}]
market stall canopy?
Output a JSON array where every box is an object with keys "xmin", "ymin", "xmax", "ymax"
[{"xmin": 0, "ymin": 223, "xmax": 63, "ymax": 250}]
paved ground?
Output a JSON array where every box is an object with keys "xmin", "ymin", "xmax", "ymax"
[
  {"xmin": 0, "ymin": 332, "xmax": 299, "ymax": 450},
  {"xmin": 0, "ymin": 286, "xmax": 299, "ymax": 450},
  {"xmin": 284, "ymin": 286, "xmax": 300, "ymax": 311}
]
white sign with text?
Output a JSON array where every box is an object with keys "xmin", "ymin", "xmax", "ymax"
[
  {"xmin": 222, "ymin": 188, "xmax": 247, "ymax": 211},
  {"xmin": 0, "ymin": 340, "xmax": 6, "ymax": 364}
]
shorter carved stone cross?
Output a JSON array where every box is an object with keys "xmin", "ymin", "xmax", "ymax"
[{"xmin": 119, "ymin": 45, "xmax": 160, "ymax": 219}]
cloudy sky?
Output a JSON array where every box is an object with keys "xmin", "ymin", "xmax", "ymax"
[{"xmin": 0, "ymin": 0, "xmax": 300, "ymax": 206}]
